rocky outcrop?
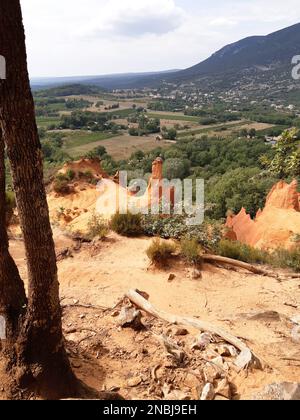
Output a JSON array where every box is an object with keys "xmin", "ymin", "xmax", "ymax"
[
  {"xmin": 226, "ymin": 180, "xmax": 300, "ymax": 250},
  {"xmin": 48, "ymin": 157, "xmax": 173, "ymax": 233},
  {"xmin": 58, "ymin": 158, "xmax": 110, "ymax": 180}
]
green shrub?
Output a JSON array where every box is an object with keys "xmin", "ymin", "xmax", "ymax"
[
  {"xmin": 273, "ymin": 248, "xmax": 300, "ymax": 272},
  {"xmin": 87, "ymin": 213, "xmax": 109, "ymax": 240},
  {"xmin": 180, "ymin": 237, "xmax": 202, "ymax": 265},
  {"xmin": 66, "ymin": 169, "xmax": 76, "ymax": 181},
  {"xmin": 56, "ymin": 173, "xmax": 68, "ymax": 182},
  {"xmin": 146, "ymin": 238, "xmax": 177, "ymax": 267},
  {"xmin": 142, "ymin": 214, "xmax": 222, "ymax": 249},
  {"xmin": 216, "ymin": 240, "xmax": 269, "ymax": 265},
  {"xmin": 53, "ymin": 178, "xmax": 71, "ymax": 195},
  {"xmin": 110, "ymin": 212, "xmax": 143, "ymax": 237}
]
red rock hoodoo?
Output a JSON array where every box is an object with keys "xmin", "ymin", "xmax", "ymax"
[{"xmin": 226, "ymin": 180, "xmax": 300, "ymax": 250}]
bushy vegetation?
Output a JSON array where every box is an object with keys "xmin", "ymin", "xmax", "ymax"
[
  {"xmin": 52, "ymin": 177, "xmax": 71, "ymax": 195},
  {"xmin": 216, "ymin": 240, "xmax": 269, "ymax": 265},
  {"xmin": 146, "ymin": 238, "xmax": 177, "ymax": 268},
  {"xmin": 273, "ymin": 248, "xmax": 300, "ymax": 272},
  {"xmin": 148, "ymin": 99, "xmax": 185, "ymax": 112},
  {"xmin": 142, "ymin": 214, "xmax": 222, "ymax": 249},
  {"xmin": 86, "ymin": 213, "xmax": 109, "ymax": 240},
  {"xmin": 261, "ymin": 129, "xmax": 300, "ymax": 178},
  {"xmin": 128, "ymin": 114, "xmax": 160, "ymax": 136},
  {"xmin": 216, "ymin": 239, "xmax": 300, "ymax": 273},
  {"xmin": 205, "ymin": 167, "xmax": 277, "ymax": 219},
  {"xmin": 110, "ymin": 212, "xmax": 143, "ymax": 237},
  {"xmin": 180, "ymin": 237, "xmax": 202, "ymax": 265},
  {"xmin": 161, "ymin": 126, "xmax": 177, "ymax": 140}
]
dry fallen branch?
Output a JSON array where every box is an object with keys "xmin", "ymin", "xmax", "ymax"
[
  {"xmin": 203, "ymin": 254, "xmax": 300, "ymax": 281},
  {"xmin": 61, "ymin": 302, "xmax": 109, "ymax": 311},
  {"xmin": 126, "ymin": 289, "xmax": 262, "ymax": 370},
  {"xmin": 203, "ymin": 254, "xmax": 269, "ymax": 275}
]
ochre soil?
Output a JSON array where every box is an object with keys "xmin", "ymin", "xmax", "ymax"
[{"xmin": 1, "ymin": 230, "xmax": 299, "ymax": 400}]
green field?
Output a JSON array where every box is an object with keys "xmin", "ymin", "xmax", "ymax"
[
  {"xmin": 100, "ymin": 108, "xmax": 135, "ymax": 118},
  {"xmin": 147, "ymin": 113, "xmax": 201, "ymax": 122},
  {"xmin": 63, "ymin": 131, "xmax": 118, "ymax": 151},
  {"xmin": 36, "ymin": 116, "xmax": 61, "ymax": 128},
  {"xmin": 177, "ymin": 121, "xmax": 247, "ymax": 138}
]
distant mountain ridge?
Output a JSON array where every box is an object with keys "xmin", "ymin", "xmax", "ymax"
[
  {"xmin": 171, "ymin": 22, "xmax": 300, "ymax": 81},
  {"xmin": 31, "ymin": 69, "xmax": 180, "ymax": 90},
  {"xmin": 31, "ymin": 22, "xmax": 300, "ymax": 93}
]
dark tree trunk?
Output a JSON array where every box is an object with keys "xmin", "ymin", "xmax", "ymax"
[
  {"xmin": 0, "ymin": 1, "xmax": 79, "ymax": 399},
  {"xmin": 0, "ymin": 134, "xmax": 26, "ymax": 348}
]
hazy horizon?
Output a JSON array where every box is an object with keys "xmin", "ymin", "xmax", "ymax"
[{"xmin": 22, "ymin": 0, "xmax": 300, "ymax": 78}]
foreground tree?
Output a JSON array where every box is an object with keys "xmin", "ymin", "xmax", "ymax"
[
  {"xmin": 0, "ymin": 134, "xmax": 26, "ymax": 347},
  {"xmin": 0, "ymin": 1, "xmax": 78, "ymax": 398}
]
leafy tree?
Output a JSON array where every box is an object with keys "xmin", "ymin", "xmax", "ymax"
[
  {"xmin": 206, "ymin": 168, "xmax": 277, "ymax": 219},
  {"xmin": 163, "ymin": 158, "xmax": 190, "ymax": 180},
  {"xmin": 262, "ymin": 129, "xmax": 300, "ymax": 178}
]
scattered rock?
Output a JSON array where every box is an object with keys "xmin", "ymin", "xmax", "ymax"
[
  {"xmin": 191, "ymin": 333, "xmax": 212, "ymax": 350},
  {"xmin": 168, "ymin": 274, "xmax": 176, "ymax": 282},
  {"xmin": 118, "ymin": 306, "xmax": 144, "ymax": 330},
  {"xmin": 210, "ymin": 356, "xmax": 224, "ymax": 369},
  {"xmin": 127, "ymin": 377, "xmax": 142, "ymax": 387},
  {"xmin": 203, "ymin": 363, "xmax": 221, "ymax": 383},
  {"xmin": 235, "ymin": 349, "xmax": 262, "ymax": 370},
  {"xmin": 200, "ymin": 383, "xmax": 215, "ymax": 401},
  {"xmin": 56, "ymin": 247, "xmax": 73, "ymax": 261},
  {"xmin": 184, "ymin": 373, "xmax": 201, "ymax": 390},
  {"xmin": 252, "ymin": 382, "xmax": 300, "ymax": 400},
  {"xmin": 174, "ymin": 328, "xmax": 189, "ymax": 337},
  {"xmin": 291, "ymin": 326, "xmax": 300, "ymax": 343},
  {"xmin": 215, "ymin": 378, "xmax": 232, "ymax": 399},
  {"xmin": 291, "ymin": 314, "xmax": 300, "ymax": 325},
  {"xmin": 216, "ymin": 344, "xmax": 238, "ymax": 357},
  {"xmin": 187, "ymin": 268, "xmax": 202, "ymax": 280},
  {"xmin": 249, "ymin": 311, "xmax": 281, "ymax": 322},
  {"xmin": 192, "ymin": 268, "xmax": 202, "ymax": 280},
  {"xmin": 162, "ymin": 384, "xmax": 190, "ymax": 400}
]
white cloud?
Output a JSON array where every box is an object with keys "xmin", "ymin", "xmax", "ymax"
[
  {"xmin": 79, "ymin": 0, "xmax": 186, "ymax": 37},
  {"xmin": 20, "ymin": 0, "xmax": 300, "ymax": 77}
]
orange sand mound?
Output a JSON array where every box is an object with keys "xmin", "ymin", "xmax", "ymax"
[
  {"xmin": 226, "ymin": 180, "xmax": 300, "ymax": 250},
  {"xmin": 48, "ymin": 157, "xmax": 173, "ymax": 233}
]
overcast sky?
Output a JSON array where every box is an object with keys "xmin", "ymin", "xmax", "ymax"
[{"xmin": 21, "ymin": 0, "xmax": 300, "ymax": 78}]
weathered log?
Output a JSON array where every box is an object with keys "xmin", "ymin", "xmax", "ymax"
[
  {"xmin": 203, "ymin": 254, "xmax": 268, "ymax": 275},
  {"xmin": 126, "ymin": 289, "xmax": 262, "ymax": 370}
]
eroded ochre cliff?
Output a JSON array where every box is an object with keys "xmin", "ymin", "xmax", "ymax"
[
  {"xmin": 47, "ymin": 157, "xmax": 173, "ymax": 232},
  {"xmin": 226, "ymin": 180, "xmax": 300, "ymax": 250}
]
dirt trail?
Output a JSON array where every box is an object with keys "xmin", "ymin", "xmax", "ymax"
[{"xmin": 6, "ymin": 230, "xmax": 300, "ymax": 400}]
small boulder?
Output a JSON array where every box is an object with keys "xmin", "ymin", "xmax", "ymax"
[
  {"xmin": 174, "ymin": 328, "xmax": 189, "ymax": 336},
  {"xmin": 191, "ymin": 332, "xmax": 212, "ymax": 350},
  {"xmin": 252, "ymin": 382, "xmax": 300, "ymax": 400},
  {"xmin": 118, "ymin": 307, "xmax": 144, "ymax": 330},
  {"xmin": 203, "ymin": 363, "xmax": 221, "ymax": 383},
  {"xmin": 215, "ymin": 378, "xmax": 232, "ymax": 399},
  {"xmin": 200, "ymin": 383, "xmax": 215, "ymax": 401},
  {"xmin": 127, "ymin": 376, "xmax": 142, "ymax": 387}
]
